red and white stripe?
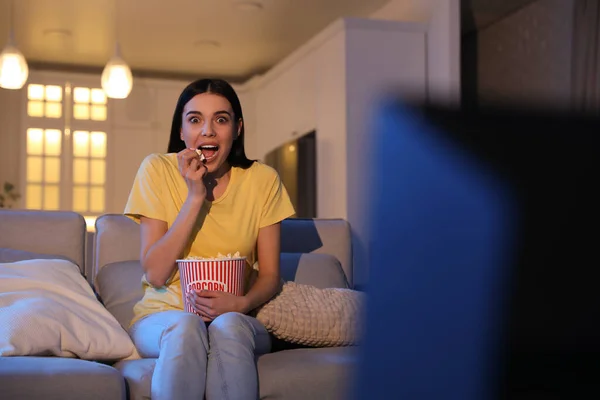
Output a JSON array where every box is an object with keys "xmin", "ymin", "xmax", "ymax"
[{"xmin": 178, "ymin": 259, "xmax": 246, "ymax": 315}]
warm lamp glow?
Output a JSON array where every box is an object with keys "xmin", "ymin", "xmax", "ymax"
[
  {"xmin": 101, "ymin": 45, "xmax": 132, "ymax": 99},
  {"xmin": 0, "ymin": 44, "xmax": 28, "ymax": 90}
]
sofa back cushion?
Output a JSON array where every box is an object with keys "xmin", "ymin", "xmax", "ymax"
[
  {"xmin": 0, "ymin": 248, "xmax": 71, "ymax": 264},
  {"xmin": 94, "ymin": 215, "xmax": 354, "ymax": 288},
  {"xmin": 0, "ymin": 210, "xmax": 86, "ymax": 275},
  {"xmin": 280, "ymin": 253, "xmax": 348, "ymax": 289},
  {"xmin": 95, "ymin": 260, "xmax": 144, "ymax": 329}
]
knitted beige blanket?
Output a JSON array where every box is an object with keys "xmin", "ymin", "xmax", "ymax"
[{"xmin": 254, "ymin": 281, "xmax": 365, "ymax": 347}]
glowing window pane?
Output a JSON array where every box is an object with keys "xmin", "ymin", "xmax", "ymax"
[
  {"xmin": 90, "ymin": 160, "xmax": 105, "ymax": 185},
  {"xmin": 27, "ymin": 129, "xmax": 44, "ymax": 155},
  {"xmin": 26, "ymin": 184, "xmax": 42, "ymax": 209},
  {"xmin": 26, "ymin": 157, "xmax": 43, "ymax": 183},
  {"xmin": 44, "ymin": 157, "xmax": 61, "ymax": 183},
  {"xmin": 91, "ymin": 89, "xmax": 107, "ymax": 104},
  {"xmin": 73, "ymin": 186, "xmax": 88, "ymax": 212},
  {"xmin": 28, "ymin": 84, "xmax": 44, "ymax": 100},
  {"xmin": 45, "ymin": 85, "xmax": 62, "ymax": 102},
  {"xmin": 73, "ymin": 159, "xmax": 89, "ymax": 184},
  {"xmin": 44, "ymin": 185, "xmax": 60, "ymax": 210},
  {"xmin": 73, "ymin": 87, "xmax": 90, "ymax": 103},
  {"xmin": 44, "ymin": 130, "xmax": 62, "ymax": 156},
  {"xmin": 45, "ymin": 102, "xmax": 62, "ymax": 118},
  {"xmin": 90, "ymin": 105, "xmax": 107, "ymax": 121},
  {"xmin": 73, "ymin": 131, "xmax": 90, "ymax": 157},
  {"xmin": 90, "ymin": 187, "xmax": 105, "ymax": 212},
  {"xmin": 74, "ymin": 104, "xmax": 90, "ymax": 119},
  {"xmin": 28, "ymin": 101, "xmax": 44, "ymax": 117},
  {"xmin": 84, "ymin": 216, "xmax": 97, "ymax": 232},
  {"xmin": 90, "ymin": 132, "xmax": 106, "ymax": 158}
]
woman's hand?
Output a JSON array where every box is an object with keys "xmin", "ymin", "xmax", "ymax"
[
  {"xmin": 177, "ymin": 148, "xmax": 207, "ymax": 201},
  {"xmin": 187, "ymin": 290, "xmax": 249, "ymax": 321}
]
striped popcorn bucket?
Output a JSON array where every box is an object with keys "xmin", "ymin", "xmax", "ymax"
[{"xmin": 177, "ymin": 257, "xmax": 246, "ymax": 315}]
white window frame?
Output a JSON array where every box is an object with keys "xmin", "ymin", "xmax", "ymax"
[{"xmin": 20, "ymin": 70, "xmax": 114, "ymax": 230}]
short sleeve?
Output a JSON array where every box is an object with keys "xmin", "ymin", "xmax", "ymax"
[
  {"xmin": 260, "ymin": 168, "xmax": 296, "ymax": 228},
  {"xmin": 124, "ymin": 154, "xmax": 167, "ymax": 224}
]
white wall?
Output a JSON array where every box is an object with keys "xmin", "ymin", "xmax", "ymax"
[
  {"xmin": 248, "ymin": 21, "xmax": 348, "ymax": 219},
  {"xmin": 109, "ymin": 76, "xmax": 189, "ymax": 212},
  {"xmin": 370, "ymin": 0, "xmax": 461, "ymax": 105},
  {"xmin": 313, "ymin": 30, "xmax": 347, "ymax": 220},
  {"xmin": 345, "ymin": 19, "xmax": 427, "ymax": 287},
  {"xmin": 0, "ymin": 88, "xmax": 22, "ymax": 194},
  {"xmin": 235, "ymin": 80, "xmax": 259, "ymax": 161}
]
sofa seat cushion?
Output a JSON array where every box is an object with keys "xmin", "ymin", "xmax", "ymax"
[
  {"xmin": 258, "ymin": 347, "xmax": 358, "ymax": 400},
  {"xmin": 113, "ymin": 358, "xmax": 156, "ymax": 400},
  {"xmin": 0, "ymin": 356, "xmax": 126, "ymax": 400}
]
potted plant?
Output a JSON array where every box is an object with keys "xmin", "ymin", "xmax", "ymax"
[{"xmin": 0, "ymin": 182, "xmax": 21, "ymax": 209}]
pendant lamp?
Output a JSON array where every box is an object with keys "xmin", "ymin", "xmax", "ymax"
[
  {"xmin": 101, "ymin": 0, "xmax": 132, "ymax": 99},
  {"xmin": 0, "ymin": 1, "xmax": 28, "ymax": 90}
]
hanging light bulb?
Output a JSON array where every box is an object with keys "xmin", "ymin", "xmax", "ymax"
[
  {"xmin": 0, "ymin": 44, "xmax": 28, "ymax": 90},
  {"xmin": 0, "ymin": 1, "xmax": 28, "ymax": 90},
  {"xmin": 101, "ymin": 43, "xmax": 132, "ymax": 99}
]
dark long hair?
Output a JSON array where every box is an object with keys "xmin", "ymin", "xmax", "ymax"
[{"xmin": 167, "ymin": 78, "xmax": 254, "ymax": 169}]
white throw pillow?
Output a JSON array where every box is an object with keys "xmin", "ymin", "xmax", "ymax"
[
  {"xmin": 0, "ymin": 258, "xmax": 137, "ymax": 361},
  {"xmin": 255, "ymin": 281, "xmax": 365, "ymax": 347}
]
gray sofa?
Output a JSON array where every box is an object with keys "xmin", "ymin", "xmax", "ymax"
[{"xmin": 0, "ymin": 209, "xmax": 358, "ymax": 400}]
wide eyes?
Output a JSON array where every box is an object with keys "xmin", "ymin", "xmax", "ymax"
[{"xmin": 188, "ymin": 116, "xmax": 229, "ymax": 124}]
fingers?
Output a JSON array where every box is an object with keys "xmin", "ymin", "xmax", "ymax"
[
  {"xmin": 188, "ymin": 291, "xmax": 215, "ymax": 319},
  {"xmin": 186, "ymin": 159, "xmax": 207, "ymax": 181},
  {"xmin": 177, "ymin": 148, "xmax": 201, "ymax": 176}
]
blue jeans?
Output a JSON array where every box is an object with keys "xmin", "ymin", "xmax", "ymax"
[{"xmin": 129, "ymin": 310, "xmax": 271, "ymax": 400}]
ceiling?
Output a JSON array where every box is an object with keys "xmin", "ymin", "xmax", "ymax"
[
  {"xmin": 462, "ymin": 0, "xmax": 538, "ymax": 34},
  {"xmin": 0, "ymin": 0, "xmax": 538, "ymax": 83}
]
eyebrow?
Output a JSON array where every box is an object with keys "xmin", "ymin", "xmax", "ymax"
[{"xmin": 185, "ymin": 110, "xmax": 232, "ymax": 117}]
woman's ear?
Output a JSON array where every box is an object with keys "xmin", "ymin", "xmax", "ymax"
[
  {"xmin": 180, "ymin": 129, "xmax": 183, "ymax": 141},
  {"xmin": 236, "ymin": 119, "xmax": 243, "ymax": 140}
]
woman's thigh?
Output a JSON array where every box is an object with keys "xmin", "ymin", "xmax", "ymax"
[{"xmin": 129, "ymin": 310, "xmax": 208, "ymax": 358}]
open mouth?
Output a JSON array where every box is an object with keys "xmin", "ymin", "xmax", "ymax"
[{"xmin": 197, "ymin": 145, "xmax": 219, "ymax": 162}]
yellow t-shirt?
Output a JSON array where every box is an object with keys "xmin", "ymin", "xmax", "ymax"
[{"xmin": 124, "ymin": 153, "xmax": 295, "ymax": 326}]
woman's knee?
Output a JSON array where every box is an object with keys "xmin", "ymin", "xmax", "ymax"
[
  {"xmin": 162, "ymin": 312, "xmax": 208, "ymax": 345},
  {"xmin": 208, "ymin": 312, "xmax": 254, "ymax": 341}
]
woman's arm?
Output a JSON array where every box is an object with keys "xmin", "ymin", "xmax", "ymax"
[
  {"xmin": 239, "ymin": 222, "xmax": 282, "ymax": 312},
  {"xmin": 140, "ymin": 196, "xmax": 203, "ymax": 287},
  {"xmin": 139, "ymin": 149, "xmax": 207, "ymax": 287}
]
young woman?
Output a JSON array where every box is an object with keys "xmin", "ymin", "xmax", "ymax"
[{"xmin": 124, "ymin": 78, "xmax": 295, "ymax": 400}]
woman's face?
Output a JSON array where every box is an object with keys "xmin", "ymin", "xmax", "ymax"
[{"xmin": 180, "ymin": 93, "xmax": 242, "ymax": 174}]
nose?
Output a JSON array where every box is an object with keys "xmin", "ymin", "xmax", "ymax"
[{"xmin": 201, "ymin": 121, "xmax": 216, "ymax": 137}]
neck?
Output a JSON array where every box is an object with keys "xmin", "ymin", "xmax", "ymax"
[{"xmin": 205, "ymin": 162, "xmax": 231, "ymax": 183}]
